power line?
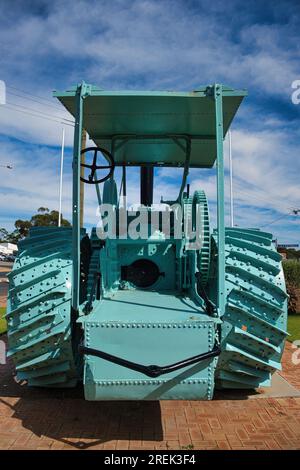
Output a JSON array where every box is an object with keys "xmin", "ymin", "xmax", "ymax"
[
  {"xmin": 7, "ymin": 102, "xmax": 73, "ymax": 123},
  {"xmin": 7, "ymin": 85, "xmax": 61, "ymax": 107},
  {"xmin": 8, "ymin": 90, "xmax": 67, "ymax": 112},
  {"xmin": 234, "ymin": 188, "xmax": 275, "ymax": 206},
  {"xmin": 6, "ymin": 100, "xmax": 74, "ymax": 123},
  {"xmin": 260, "ymin": 210, "xmax": 299, "ymax": 229},
  {"xmin": 234, "ymin": 187, "xmax": 299, "ymax": 213},
  {"xmin": 4, "ymin": 85, "xmax": 75, "ymax": 127},
  {"xmin": 4, "ymin": 104, "xmax": 74, "ymax": 127}
]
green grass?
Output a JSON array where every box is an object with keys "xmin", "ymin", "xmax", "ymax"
[
  {"xmin": 287, "ymin": 314, "xmax": 300, "ymax": 343},
  {"xmin": 0, "ymin": 307, "xmax": 7, "ymax": 335}
]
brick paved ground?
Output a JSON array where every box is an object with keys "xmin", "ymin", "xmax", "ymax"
[
  {"xmin": 1, "ymin": 261, "xmax": 300, "ymax": 450},
  {"xmin": 0, "ymin": 335, "xmax": 300, "ymax": 450},
  {"xmin": 279, "ymin": 342, "xmax": 300, "ymax": 391}
]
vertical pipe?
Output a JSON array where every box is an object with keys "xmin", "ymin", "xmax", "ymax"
[
  {"xmin": 72, "ymin": 85, "xmax": 84, "ymax": 312},
  {"xmin": 58, "ymin": 127, "xmax": 65, "ymax": 227},
  {"xmin": 94, "ymin": 171, "xmax": 102, "ymax": 206},
  {"xmin": 80, "ymin": 130, "xmax": 87, "ymax": 228},
  {"xmin": 122, "ymin": 165, "xmax": 126, "ymax": 198},
  {"xmin": 229, "ymin": 129, "xmax": 234, "ymax": 227},
  {"xmin": 214, "ymin": 84, "xmax": 225, "ymax": 317},
  {"xmin": 140, "ymin": 166, "xmax": 154, "ymax": 206}
]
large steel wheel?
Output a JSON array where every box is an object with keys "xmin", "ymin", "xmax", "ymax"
[
  {"xmin": 7, "ymin": 227, "xmax": 78, "ymax": 387},
  {"xmin": 208, "ymin": 227, "xmax": 288, "ymax": 389}
]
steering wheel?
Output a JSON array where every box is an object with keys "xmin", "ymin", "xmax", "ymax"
[{"xmin": 80, "ymin": 146, "xmax": 115, "ymax": 184}]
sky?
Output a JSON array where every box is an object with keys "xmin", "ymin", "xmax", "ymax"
[{"xmin": 0, "ymin": 0, "xmax": 299, "ymax": 244}]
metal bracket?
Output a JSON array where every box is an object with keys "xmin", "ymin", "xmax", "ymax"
[
  {"xmin": 195, "ymin": 272, "xmax": 217, "ymax": 316},
  {"xmin": 84, "ymin": 271, "xmax": 101, "ymax": 314},
  {"xmin": 81, "ymin": 83, "xmax": 92, "ymax": 98}
]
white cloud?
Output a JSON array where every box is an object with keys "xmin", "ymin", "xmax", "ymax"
[{"xmin": 0, "ymin": 0, "xmax": 299, "ymax": 245}]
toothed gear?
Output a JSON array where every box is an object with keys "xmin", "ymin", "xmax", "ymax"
[
  {"xmin": 193, "ymin": 190, "xmax": 210, "ymax": 286},
  {"xmin": 183, "ymin": 190, "xmax": 210, "ymax": 286}
]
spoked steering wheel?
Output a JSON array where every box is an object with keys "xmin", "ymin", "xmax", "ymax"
[{"xmin": 80, "ymin": 147, "xmax": 115, "ymax": 184}]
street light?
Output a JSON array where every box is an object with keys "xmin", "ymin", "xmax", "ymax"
[{"xmin": 0, "ymin": 164, "xmax": 13, "ymax": 169}]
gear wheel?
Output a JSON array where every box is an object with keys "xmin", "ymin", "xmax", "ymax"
[
  {"xmin": 183, "ymin": 190, "xmax": 210, "ymax": 286},
  {"xmin": 193, "ymin": 190, "xmax": 210, "ymax": 286}
]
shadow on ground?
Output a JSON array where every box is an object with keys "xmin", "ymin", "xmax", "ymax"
[
  {"xmin": 0, "ymin": 395, "xmax": 163, "ymax": 449},
  {"xmin": 2, "ymin": 333, "xmax": 292, "ymax": 449},
  {"xmin": 0, "ymin": 335, "xmax": 163, "ymax": 449}
]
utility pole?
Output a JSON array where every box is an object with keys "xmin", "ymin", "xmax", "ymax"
[
  {"xmin": 229, "ymin": 129, "xmax": 234, "ymax": 227},
  {"xmin": 80, "ymin": 129, "xmax": 87, "ymax": 228},
  {"xmin": 58, "ymin": 127, "xmax": 65, "ymax": 227}
]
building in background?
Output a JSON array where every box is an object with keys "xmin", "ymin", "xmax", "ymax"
[{"xmin": 0, "ymin": 242, "xmax": 17, "ymax": 255}]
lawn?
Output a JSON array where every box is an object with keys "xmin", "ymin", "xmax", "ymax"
[
  {"xmin": 287, "ymin": 314, "xmax": 300, "ymax": 344},
  {"xmin": 0, "ymin": 307, "xmax": 6, "ymax": 335}
]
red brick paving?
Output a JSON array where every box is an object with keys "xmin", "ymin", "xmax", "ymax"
[
  {"xmin": 0, "ymin": 334, "xmax": 300, "ymax": 450},
  {"xmin": 279, "ymin": 341, "xmax": 300, "ymax": 390}
]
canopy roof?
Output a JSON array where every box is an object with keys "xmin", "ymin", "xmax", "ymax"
[{"xmin": 54, "ymin": 85, "xmax": 247, "ymax": 168}]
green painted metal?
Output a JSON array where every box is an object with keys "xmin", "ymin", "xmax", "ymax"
[
  {"xmin": 80, "ymin": 291, "xmax": 217, "ymax": 400},
  {"xmin": 214, "ymin": 84, "xmax": 226, "ymax": 318},
  {"xmin": 6, "ymin": 83, "xmax": 288, "ymax": 400},
  {"xmin": 54, "ymin": 85, "xmax": 247, "ymax": 168},
  {"xmin": 72, "ymin": 82, "xmax": 91, "ymax": 312},
  {"xmin": 194, "ymin": 190, "xmax": 210, "ymax": 285},
  {"xmin": 6, "ymin": 227, "xmax": 78, "ymax": 387},
  {"xmin": 78, "ymin": 197, "xmax": 220, "ymax": 399},
  {"xmin": 208, "ymin": 227, "xmax": 288, "ymax": 389}
]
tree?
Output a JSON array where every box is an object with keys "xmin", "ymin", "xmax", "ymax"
[
  {"xmin": 14, "ymin": 220, "xmax": 32, "ymax": 238},
  {"xmin": 0, "ymin": 228, "xmax": 9, "ymax": 242},
  {"xmin": 14, "ymin": 207, "xmax": 71, "ymax": 239},
  {"xmin": 282, "ymin": 260, "xmax": 300, "ymax": 314},
  {"xmin": 0, "ymin": 227, "xmax": 21, "ymax": 244},
  {"xmin": 286, "ymin": 248, "xmax": 300, "ymax": 261}
]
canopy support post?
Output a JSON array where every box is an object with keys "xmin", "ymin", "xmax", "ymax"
[
  {"xmin": 72, "ymin": 81, "xmax": 91, "ymax": 313},
  {"xmin": 213, "ymin": 84, "xmax": 225, "ymax": 318},
  {"xmin": 80, "ymin": 129, "xmax": 87, "ymax": 228}
]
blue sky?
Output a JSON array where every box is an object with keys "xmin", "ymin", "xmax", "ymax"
[{"xmin": 0, "ymin": 0, "xmax": 299, "ymax": 243}]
